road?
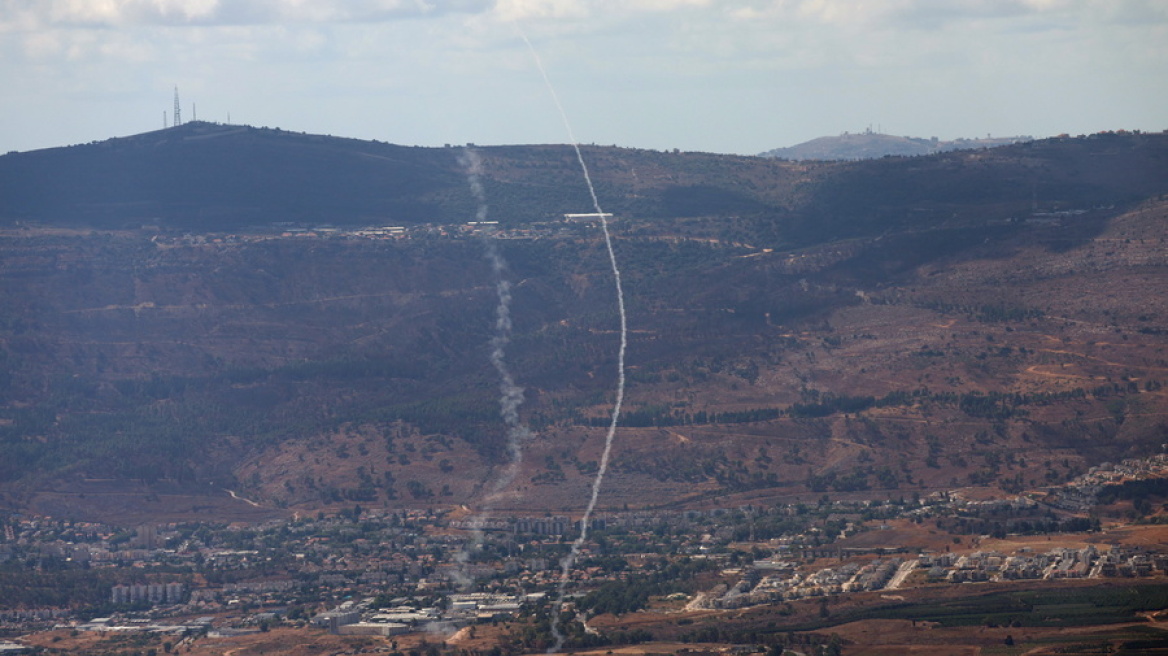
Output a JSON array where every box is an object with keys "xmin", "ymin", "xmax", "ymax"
[{"xmin": 885, "ymin": 559, "xmax": 919, "ymax": 590}]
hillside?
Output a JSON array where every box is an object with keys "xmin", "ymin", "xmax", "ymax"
[{"xmin": 1, "ymin": 128, "xmax": 1167, "ymax": 522}]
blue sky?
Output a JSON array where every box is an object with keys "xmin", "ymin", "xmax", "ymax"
[{"xmin": 1, "ymin": 0, "xmax": 1165, "ymax": 154}]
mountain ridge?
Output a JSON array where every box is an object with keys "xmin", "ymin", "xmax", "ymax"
[{"xmin": 3, "ymin": 122, "xmax": 1164, "ymax": 246}]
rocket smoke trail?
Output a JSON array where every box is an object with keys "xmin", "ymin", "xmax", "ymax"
[
  {"xmin": 453, "ymin": 148, "xmax": 531, "ymax": 589},
  {"xmin": 517, "ymin": 33, "xmax": 629, "ymax": 654},
  {"xmin": 461, "ymin": 150, "xmax": 529, "ymax": 471}
]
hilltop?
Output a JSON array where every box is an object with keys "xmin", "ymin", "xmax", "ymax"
[
  {"xmin": 760, "ymin": 130, "xmax": 1033, "ymax": 160},
  {"xmin": 0, "ymin": 127, "xmax": 1167, "ymax": 522}
]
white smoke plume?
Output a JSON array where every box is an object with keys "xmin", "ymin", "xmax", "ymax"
[
  {"xmin": 516, "ymin": 32, "xmax": 629, "ymax": 654},
  {"xmin": 483, "ymin": 238, "xmax": 531, "ymax": 496},
  {"xmin": 453, "ymin": 147, "xmax": 532, "ymax": 590}
]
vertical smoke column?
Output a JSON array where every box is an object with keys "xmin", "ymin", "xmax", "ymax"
[
  {"xmin": 518, "ymin": 34, "xmax": 629, "ymax": 653},
  {"xmin": 454, "ymin": 148, "xmax": 532, "ymax": 589}
]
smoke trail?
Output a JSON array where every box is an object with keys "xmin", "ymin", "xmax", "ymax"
[
  {"xmin": 461, "ymin": 149, "xmax": 529, "ymax": 481},
  {"xmin": 453, "ymin": 147, "xmax": 532, "ymax": 590},
  {"xmin": 483, "ymin": 239, "xmax": 530, "ymax": 496},
  {"xmin": 517, "ymin": 32, "xmax": 629, "ymax": 654},
  {"xmin": 461, "ymin": 148, "xmax": 490, "ymax": 223}
]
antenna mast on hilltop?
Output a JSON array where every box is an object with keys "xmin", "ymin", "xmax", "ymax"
[{"xmin": 173, "ymin": 87, "xmax": 182, "ymax": 127}]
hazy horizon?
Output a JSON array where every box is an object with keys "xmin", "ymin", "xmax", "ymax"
[{"xmin": 1, "ymin": 1, "xmax": 1165, "ymax": 155}]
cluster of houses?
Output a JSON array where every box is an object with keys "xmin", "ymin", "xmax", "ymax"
[
  {"xmin": 705, "ymin": 557, "xmax": 904, "ymax": 609},
  {"xmin": 74, "ymin": 616, "xmax": 213, "ymax": 635},
  {"xmin": 917, "ymin": 547, "xmax": 1121, "ymax": 582},
  {"xmin": 1046, "ymin": 454, "xmax": 1168, "ymax": 511},
  {"xmin": 147, "ymin": 211, "xmax": 620, "ymax": 248},
  {"xmin": 707, "ymin": 541, "xmax": 1168, "ymax": 611},
  {"xmin": 312, "ymin": 592, "xmax": 535, "ymax": 636},
  {"xmin": 110, "ymin": 582, "xmax": 186, "ymax": 605},
  {"xmin": 0, "ymin": 608, "xmax": 70, "ymax": 630}
]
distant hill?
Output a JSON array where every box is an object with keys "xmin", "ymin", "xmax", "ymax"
[
  {"xmin": 0, "ymin": 122, "xmax": 1157, "ymax": 247},
  {"xmin": 0, "ymin": 122, "xmax": 467, "ymax": 230},
  {"xmin": 0, "ymin": 121, "xmax": 810, "ymax": 231},
  {"xmin": 760, "ymin": 130, "xmax": 1032, "ymax": 160}
]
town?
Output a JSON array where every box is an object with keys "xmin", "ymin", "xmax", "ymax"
[{"xmin": 1, "ymin": 455, "xmax": 1166, "ymax": 653}]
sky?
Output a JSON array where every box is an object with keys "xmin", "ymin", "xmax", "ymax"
[{"xmin": 1, "ymin": 0, "xmax": 1166, "ymax": 155}]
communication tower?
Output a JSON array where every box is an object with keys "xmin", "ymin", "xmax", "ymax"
[{"xmin": 173, "ymin": 87, "xmax": 182, "ymax": 127}]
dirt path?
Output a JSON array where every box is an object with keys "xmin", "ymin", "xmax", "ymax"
[
  {"xmin": 885, "ymin": 559, "xmax": 919, "ymax": 590},
  {"xmin": 225, "ymin": 489, "xmax": 263, "ymax": 508}
]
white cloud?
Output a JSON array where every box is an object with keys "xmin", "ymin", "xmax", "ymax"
[
  {"xmin": 10, "ymin": 0, "xmax": 1156, "ymax": 32},
  {"xmin": 0, "ymin": 0, "xmax": 493, "ymax": 28},
  {"xmin": 494, "ymin": 0, "xmax": 712, "ymax": 22},
  {"xmin": 719, "ymin": 0, "xmax": 1168, "ymax": 31},
  {"xmin": 42, "ymin": 0, "xmax": 223, "ymax": 25},
  {"xmin": 20, "ymin": 30, "xmax": 65, "ymax": 59},
  {"xmin": 492, "ymin": 0, "xmax": 589, "ymax": 22}
]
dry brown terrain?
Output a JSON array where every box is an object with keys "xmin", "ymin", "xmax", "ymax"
[
  {"xmin": 8, "ymin": 198, "xmax": 1165, "ymax": 525},
  {"xmin": 22, "ymin": 625, "xmax": 383, "ymax": 656}
]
